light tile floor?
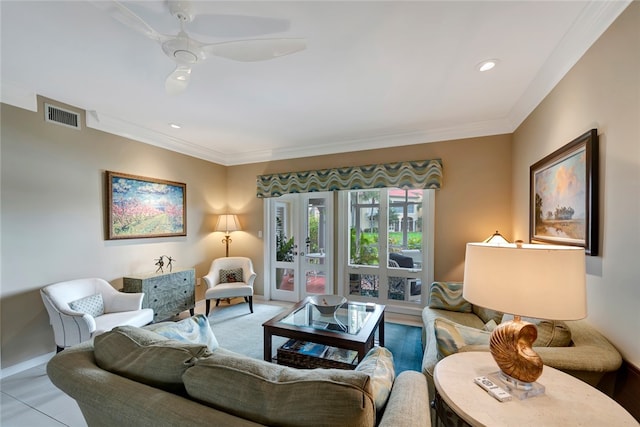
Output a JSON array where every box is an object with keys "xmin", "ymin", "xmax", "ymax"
[
  {"xmin": 1, "ymin": 362, "xmax": 86, "ymax": 427},
  {"xmin": 0, "ymin": 299, "xmax": 421, "ymax": 426}
]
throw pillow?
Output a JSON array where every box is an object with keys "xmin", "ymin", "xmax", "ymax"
[
  {"xmin": 428, "ymin": 282, "xmax": 472, "ymax": 313},
  {"xmin": 355, "ymin": 346, "xmax": 395, "ymax": 412},
  {"xmin": 472, "ymin": 305, "xmax": 504, "ymax": 325},
  {"xmin": 501, "ymin": 315, "xmax": 572, "ymax": 347},
  {"xmin": 69, "ymin": 293, "xmax": 104, "ymax": 317},
  {"xmin": 94, "ymin": 325, "xmax": 212, "ymax": 394},
  {"xmin": 145, "ymin": 314, "xmax": 219, "ymax": 351},
  {"xmin": 183, "ymin": 348, "xmax": 375, "ymax": 427},
  {"xmin": 219, "ymin": 268, "xmax": 243, "ymax": 284},
  {"xmin": 483, "ymin": 319, "xmax": 498, "ymax": 332},
  {"xmin": 433, "ymin": 318, "xmax": 490, "ymax": 358}
]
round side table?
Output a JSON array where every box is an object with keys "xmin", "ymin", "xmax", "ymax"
[{"xmin": 434, "ymin": 351, "xmax": 637, "ymax": 426}]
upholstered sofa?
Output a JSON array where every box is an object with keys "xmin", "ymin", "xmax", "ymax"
[
  {"xmin": 421, "ymin": 282, "xmax": 623, "ymax": 404},
  {"xmin": 48, "ymin": 322, "xmax": 431, "ymax": 427}
]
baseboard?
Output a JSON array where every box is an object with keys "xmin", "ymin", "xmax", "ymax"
[
  {"xmin": 614, "ymin": 360, "xmax": 640, "ymax": 422},
  {"xmin": 0, "ymin": 351, "xmax": 55, "ymax": 379}
]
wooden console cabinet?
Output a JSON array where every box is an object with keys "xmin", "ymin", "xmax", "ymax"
[{"xmin": 123, "ymin": 268, "xmax": 195, "ymax": 322}]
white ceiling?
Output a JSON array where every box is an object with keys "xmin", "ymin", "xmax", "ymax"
[{"xmin": 0, "ymin": 1, "xmax": 630, "ymax": 166}]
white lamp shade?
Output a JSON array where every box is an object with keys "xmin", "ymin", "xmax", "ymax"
[
  {"xmin": 463, "ymin": 243, "xmax": 587, "ymax": 320},
  {"xmin": 215, "ymin": 214, "xmax": 241, "ymax": 233}
]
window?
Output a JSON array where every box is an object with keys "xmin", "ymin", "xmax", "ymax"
[{"xmin": 339, "ymin": 188, "xmax": 434, "ymax": 309}]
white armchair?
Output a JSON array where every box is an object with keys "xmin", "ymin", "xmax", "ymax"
[
  {"xmin": 41, "ymin": 278, "xmax": 154, "ymax": 352},
  {"xmin": 203, "ymin": 257, "xmax": 256, "ymax": 315}
]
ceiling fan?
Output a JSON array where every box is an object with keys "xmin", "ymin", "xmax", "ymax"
[{"xmin": 100, "ymin": 0, "xmax": 307, "ymax": 95}]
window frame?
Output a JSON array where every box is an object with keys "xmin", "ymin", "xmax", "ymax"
[{"xmin": 337, "ymin": 188, "xmax": 434, "ymax": 314}]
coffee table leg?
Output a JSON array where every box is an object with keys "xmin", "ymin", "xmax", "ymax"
[{"xmin": 264, "ymin": 328, "xmax": 272, "ymax": 362}]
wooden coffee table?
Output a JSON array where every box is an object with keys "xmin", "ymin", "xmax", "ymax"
[{"xmin": 262, "ymin": 297, "xmax": 385, "ymax": 364}]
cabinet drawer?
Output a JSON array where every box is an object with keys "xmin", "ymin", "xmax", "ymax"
[{"xmin": 123, "ymin": 268, "xmax": 195, "ymax": 322}]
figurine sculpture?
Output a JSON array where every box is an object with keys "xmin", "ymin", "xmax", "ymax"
[{"xmin": 154, "ymin": 255, "xmax": 175, "ymax": 273}]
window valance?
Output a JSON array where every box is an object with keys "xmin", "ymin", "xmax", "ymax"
[{"xmin": 256, "ymin": 159, "xmax": 442, "ymax": 198}]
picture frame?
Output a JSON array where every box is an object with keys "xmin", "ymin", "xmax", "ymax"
[
  {"xmin": 529, "ymin": 129, "xmax": 598, "ymax": 255},
  {"xmin": 106, "ymin": 171, "xmax": 186, "ymax": 240}
]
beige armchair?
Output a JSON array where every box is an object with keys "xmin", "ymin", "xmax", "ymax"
[
  {"xmin": 41, "ymin": 278, "xmax": 153, "ymax": 352},
  {"xmin": 203, "ymin": 257, "xmax": 256, "ymax": 315}
]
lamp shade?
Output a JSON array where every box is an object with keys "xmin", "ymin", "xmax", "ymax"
[
  {"xmin": 215, "ymin": 214, "xmax": 241, "ymax": 233},
  {"xmin": 463, "ymin": 242, "xmax": 586, "ymax": 320}
]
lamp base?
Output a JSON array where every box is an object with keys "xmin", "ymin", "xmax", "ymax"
[{"xmin": 488, "ymin": 371, "xmax": 545, "ymax": 400}]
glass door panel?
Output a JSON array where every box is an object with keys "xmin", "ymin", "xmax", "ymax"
[
  {"xmin": 343, "ymin": 188, "xmax": 428, "ymax": 305},
  {"xmin": 268, "ymin": 193, "xmax": 333, "ymax": 302},
  {"xmin": 271, "ymin": 195, "xmax": 299, "ymax": 302},
  {"xmin": 387, "ymin": 189, "xmax": 424, "ymax": 303},
  {"xmin": 302, "ymin": 195, "xmax": 332, "ymax": 296}
]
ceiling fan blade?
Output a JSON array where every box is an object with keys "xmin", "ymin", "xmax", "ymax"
[
  {"xmin": 91, "ymin": 0, "xmax": 166, "ymax": 42},
  {"xmin": 203, "ymin": 38, "xmax": 306, "ymax": 62},
  {"xmin": 165, "ymin": 65, "xmax": 192, "ymax": 95}
]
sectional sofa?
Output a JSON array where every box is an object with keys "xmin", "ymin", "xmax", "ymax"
[{"xmin": 47, "ymin": 323, "xmax": 431, "ymax": 427}]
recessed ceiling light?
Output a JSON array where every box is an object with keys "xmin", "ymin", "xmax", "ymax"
[
  {"xmin": 169, "ymin": 123, "xmax": 181, "ymax": 129},
  {"xmin": 477, "ymin": 59, "xmax": 498, "ymax": 72}
]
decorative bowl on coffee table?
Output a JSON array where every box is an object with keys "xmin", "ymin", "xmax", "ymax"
[{"xmin": 309, "ymin": 295, "xmax": 347, "ymax": 315}]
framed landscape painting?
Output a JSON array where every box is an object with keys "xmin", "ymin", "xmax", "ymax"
[
  {"xmin": 106, "ymin": 171, "xmax": 186, "ymax": 239},
  {"xmin": 529, "ymin": 129, "xmax": 598, "ymax": 255}
]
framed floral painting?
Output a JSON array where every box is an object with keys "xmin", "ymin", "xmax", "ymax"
[{"xmin": 106, "ymin": 171, "xmax": 186, "ymax": 239}]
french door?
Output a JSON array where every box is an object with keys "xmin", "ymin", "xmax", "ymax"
[
  {"xmin": 337, "ymin": 188, "xmax": 434, "ymax": 308},
  {"xmin": 266, "ymin": 193, "xmax": 334, "ymax": 302}
]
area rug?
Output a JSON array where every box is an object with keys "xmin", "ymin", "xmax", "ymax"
[{"xmin": 208, "ymin": 301, "xmax": 423, "ymax": 373}]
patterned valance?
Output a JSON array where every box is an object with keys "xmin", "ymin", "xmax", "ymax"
[{"xmin": 256, "ymin": 159, "xmax": 442, "ymax": 198}]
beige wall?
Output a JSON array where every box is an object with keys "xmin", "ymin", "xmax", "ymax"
[
  {"xmin": 1, "ymin": 98, "xmax": 228, "ymax": 369},
  {"xmin": 230, "ymin": 134, "xmax": 513, "ymax": 295},
  {"xmin": 1, "ymin": 96, "xmax": 512, "ymax": 370},
  {"xmin": 512, "ymin": 2, "xmax": 640, "ymax": 366}
]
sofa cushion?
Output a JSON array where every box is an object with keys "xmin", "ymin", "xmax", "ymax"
[
  {"xmin": 428, "ymin": 282, "xmax": 472, "ymax": 313},
  {"xmin": 183, "ymin": 348, "xmax": 375, "ymax": 427},
  {"xmin": 94, "ymin": 325, "xmax": 211, "ymax": 394},
  {"xmin": 69, "ymin": 293, "xmax": 104, "ymax": 317},
  {"xmin": 472, "ymin": 305, "xmax": 504, "ymax": 325},
  {"xmin": 501, "ymin": 314, "xmax": 572, "ymax": 347},
  {"xmin": 144, "ymin": 314, "xmax": 219, "ymax": 351},
  {"xmin": 220, "ymin": 268, "xmax": 243, "ymax": 283},
  {"xmin": 355, "ymin": 346, "xmax": 395, "ymax": 412},
  {"xmin": 433, "ymin": 318, "xmax": 490, "ymax": 358}
]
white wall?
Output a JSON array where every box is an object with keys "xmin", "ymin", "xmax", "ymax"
[{"xmin": 512, "ymin": 2, "xmax": 640, "ymax": 366}]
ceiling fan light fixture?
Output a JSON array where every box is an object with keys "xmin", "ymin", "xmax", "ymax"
[
  {"xmin": 477, "ymin": 59, "xmax": 499, "ymax": 72},
  {"xmin": 165, "ymin": 65, "xmax": 192, "ymax": 95}
]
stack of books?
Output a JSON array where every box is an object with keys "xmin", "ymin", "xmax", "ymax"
[{"xmin": 279, "ymin": 339, "xmax": 359, "ymax": 366}]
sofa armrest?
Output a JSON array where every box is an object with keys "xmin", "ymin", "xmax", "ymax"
[
  {"xmin": 104, "ymin": 292, "xmax": 144, "ymax": 313},
  {"xmin": 202, "ymin": 273, "xmax": 215, "ymax": 289},
  {"xmin": 460, "ymin": 320, "xmax": 622, "ymax": 374},
  {"xmin": 378, "ymin": 371, "xmax": 431, "ymax": 427}
]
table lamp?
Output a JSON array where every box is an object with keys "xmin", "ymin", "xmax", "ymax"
[
  {"xmin": 483, "ymin": 230, "xmax": 509, "ymax": 245},
  {"xmin": 215, "ymin": 214, "xmax": 241, "ymax": 257},
  {"xmin": 463, "ymin": 241, "xmax": 586, "ymax": 398}
]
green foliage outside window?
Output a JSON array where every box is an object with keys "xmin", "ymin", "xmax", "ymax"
[
  {"xmin": 276, "ymin": 217, "xmax": 294, "ymax": 262},
  {"xmin": 350, "ymin": 228, "xmax": 379, "ymax": 265}
]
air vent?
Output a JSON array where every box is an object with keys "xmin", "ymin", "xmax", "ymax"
[{"xmin": 44, "ymin": 103, "xmax": 81, "ymax": 130}]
